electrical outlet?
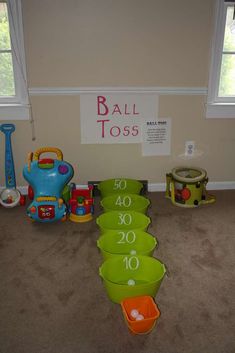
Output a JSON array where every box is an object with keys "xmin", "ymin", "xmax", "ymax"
[{"xmin": 185, "ymin": 141, "xmax": 195, "ymax": 156}]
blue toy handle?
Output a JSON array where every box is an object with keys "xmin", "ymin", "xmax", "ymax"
[{"xmin": 0, "ymin": 124, "xmax": 16, "ymax": 188}]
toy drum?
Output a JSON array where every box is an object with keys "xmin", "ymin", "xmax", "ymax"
[{"xmin": 166, "ymin": 167, "xmax": 215, "ymax": 207}]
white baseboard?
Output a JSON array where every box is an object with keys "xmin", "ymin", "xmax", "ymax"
[
  {"xmin": 148, "ymin": 183, "xmax": 166, "ymax": 192},
  {"xmin": 1, "ymin": 182, "xmax": 235, "ymax": 196},
  {"xmin": 207, "ymin": 181, "xmax": 235, "ymax": 190},
  {"xmin": 148, "ymin": 181, "xmax": 235, "ymax": 192}
]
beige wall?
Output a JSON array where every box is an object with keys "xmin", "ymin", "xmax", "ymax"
[
  {"xmin": 23, "ymin": 0, "xmax": 212, "ymax": 87},
  {"xmin": 1, "ymin": 0, "xmax": 235, "ymax": 187}
]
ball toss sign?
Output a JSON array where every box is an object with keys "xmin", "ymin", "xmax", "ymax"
[{"xmin": 80, "ymin": 93, "xmax": 158, "ymax": 144}]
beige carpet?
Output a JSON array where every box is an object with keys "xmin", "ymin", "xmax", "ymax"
[{"xmin": 0, "ymin": 190, "xmax": 235, "ymax": 353}]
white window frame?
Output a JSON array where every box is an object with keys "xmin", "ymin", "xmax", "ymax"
[
  {"xmin": 0, "ymin": 0, "xmax": 29, "ymax": 120},
  {"xmin": 206, "ymin": 0, "xmax": 235, "ymax": 118}
]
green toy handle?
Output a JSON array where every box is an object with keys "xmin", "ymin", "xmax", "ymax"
[
  {"xmin": 165, "ymin": 173, "xmax": 172, "ymax": 199},
  {"xmin": 201, "ymin": 179, "xmax": 216, "ymax": 205},
  {"xmin": 165, "ymin": 173, "xmax": 176, "ymax": 204},
  {"xmin": 201, "ymin": 193, "xmax": 216, "ymax": 205}
]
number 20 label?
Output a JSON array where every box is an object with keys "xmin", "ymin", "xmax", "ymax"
[{"xmin": 117, "ymin": 231, "xmax": 136, "ymax": 244}]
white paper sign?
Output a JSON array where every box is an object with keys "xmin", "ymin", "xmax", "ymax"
[
  {"xmin": 142, "ymin": 118, "xmax": 171, "ymax": 156},
  {"xmin": 80, "ymin": 94, "xmax": 158, "ymax": 144}
]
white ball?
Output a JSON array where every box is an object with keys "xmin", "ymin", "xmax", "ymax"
[
  {"xmin": 136, "ymin": 314, "xmax": 144, "ymax": 321},
  {"xmin": 127, "ymin": 279, "xmax": 135, "ymax": 286},
  {"xmin": 130, "ymin": 309, "xmax": 139, "ymax": 319},
  {"xmin": 130, "ymin": 249, "xmax": 137, "ymax": 255}
]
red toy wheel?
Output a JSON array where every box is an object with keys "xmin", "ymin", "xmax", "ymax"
[
  {"xmin": 19, "ymin": 194, "xmax": 26, "ymax": 206},
  {"xmin": 28, "ymin": 185, "xmax": 34, "ymax": 200}
]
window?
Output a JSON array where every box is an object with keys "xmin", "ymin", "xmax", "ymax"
[
  {"xmin": 206, "ymin": 0, "xmax": 235, "ymax": 118},
  {"xmin": 0, "ymin": 0, "xmax": 29, "ymax": 120}
]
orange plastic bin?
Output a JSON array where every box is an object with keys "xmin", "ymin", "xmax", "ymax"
[{"xmin": 121, "ymin": 296, "xmax": 160, "ymax": 335}]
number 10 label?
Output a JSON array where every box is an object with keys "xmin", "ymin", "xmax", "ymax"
[{"xmin": 123, "ymin": 256, "xmax": 140, "ymax": 270}]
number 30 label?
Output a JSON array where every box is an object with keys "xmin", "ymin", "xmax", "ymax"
[{"xmin": 118, "ymin": 213, "xmax": 132, "ymax": 225}]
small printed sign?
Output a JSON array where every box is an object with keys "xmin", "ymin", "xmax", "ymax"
[
  {"xmin": 80, "ymin": 93, "xmax": 158, "ymax": 144},
  {"xmin": 142, "ymin": 118, "xmax": 171, "ymax": 156}
]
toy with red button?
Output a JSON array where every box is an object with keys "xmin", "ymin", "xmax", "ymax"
[
  {"xmin": 68, "ymin": 184, "xmax": 94, "ymax": 222},
  {"xmin": 166, "ymin": 167, "xmax": 216, "ymax": 207},
  {"xmin": 23, "ymin": 147, "xmax": 74, "ymax": 222}
]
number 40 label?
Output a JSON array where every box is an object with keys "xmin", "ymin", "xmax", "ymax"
[{"xmin": 115, "ymin": 195, "xmax": 132, "ymax": 207}]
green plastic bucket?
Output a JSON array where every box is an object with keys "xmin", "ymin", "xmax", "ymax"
[
  {"xmin": 96, "ymin": 211, "xmax": 151, "ymax": 234},
  {"xmin": 100, "ymin": 194, "xmax": 150, "ymax": 214},
  {"xmin": 97, "ymin": 230, "xmax": 157, "ymax": 260},
  {"xmin": 99, "ymin": 255, "xmax": 166, "ymax": 303},
  {"xmin": 98, "ymin": 178, "xmax": 143, "ymax": 198}
]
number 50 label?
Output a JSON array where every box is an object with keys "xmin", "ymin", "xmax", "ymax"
[{"xmin": 113, "ymin": 179, "xmax": 127, "ymax": 190}]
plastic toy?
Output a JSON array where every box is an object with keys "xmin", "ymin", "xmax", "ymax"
[
  {"xmin": 166, "ymin": 167, "xmax": 216, "ymax": 207},
  {"xmin": 100, "ymin": 193, "xmax": 150, "ymax": 214},
  {"xmin": 99, "ymin": 255, "xmax": 166, "ymax": 303},
  {"xmin": 68, "ymin": 184, "xmax": 94, "ymax": 222},
  {"xmin": 0, "ymin": 124, "xmax": 25, "ymax": 208},
  {"xmin": 96, "ymin": 211, "xmax": 151, "ymax": 234},
  {"xmin": 121, "ymin": 296, "xmax": 160, "ymax": 334},
  {"xmin": 98, "ymin": 178, "xmax": 143, "ymax": 198},
  {"xmin": 130, "ymin": 309, "xmax": 139, "ymax": 319},
  {"xmin": 23, "ymin": 147, "xmax": 74, "ymax": 222},
  {"xmin": 97, "ymin": 229, "xmax": 157, "ymax": 260}
]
